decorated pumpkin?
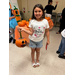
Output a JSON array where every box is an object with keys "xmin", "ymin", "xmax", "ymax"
[
  {"xmin": 14, "ymin": 6, "xmax": 21, "ymax": 22},
  {"xmin": 15, "ymin": 31, "xmax": 27, "ymax": 47}
]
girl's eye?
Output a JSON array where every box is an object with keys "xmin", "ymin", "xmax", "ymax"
[
  {"xmin": 34, "ymin": 11, "xmax": 37, "ymax": 13},
  {"xmin": 39, "ymin": 11, "xmax": 41, "ymax": 12}
]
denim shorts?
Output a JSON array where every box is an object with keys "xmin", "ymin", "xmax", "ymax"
[{"xmin": 29, "ymin": 40, "xmax": 43, "ymax": 48}]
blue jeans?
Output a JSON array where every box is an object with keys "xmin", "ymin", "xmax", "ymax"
[{"xmin": 58, "ymin": 36, "xmax": 65, "ymax": 56}]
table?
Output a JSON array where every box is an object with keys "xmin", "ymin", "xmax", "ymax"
[{"xmin": 15, "ymin": 25, "xmax": 30, "ymax": 43}]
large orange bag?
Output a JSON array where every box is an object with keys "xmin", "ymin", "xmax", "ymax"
[{"xmin": 45, "ymin": 17, "xmax": 54, "ymax": 29}]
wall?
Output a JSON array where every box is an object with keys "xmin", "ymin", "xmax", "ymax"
[
  {"xmin": 9, "ymin": 0, "xmax": 19, "ymax": 10},
  {"xmin": 17, "ymin": 0, "xmax": 65, "ymax": 20}
]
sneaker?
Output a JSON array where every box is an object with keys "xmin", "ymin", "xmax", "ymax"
[
  {"xmin": 9, "ymin": 37, "xmax": 13, "ymax": 43},
  {"xmin": 58, "ymin": 55, "xmax": 65, "ymax": 59},
  {"xmin": 56, "ymin": 51, "xmax": 60, "ymax": 54}
]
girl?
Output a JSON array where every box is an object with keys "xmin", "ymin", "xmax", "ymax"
[
  {"xmin": 18, "ymin": 4, "xmax": 50, "ymax": 67},
  {"xmin": 44, "ymin": 0, "xmax": 58, "ymax": 18},
  {"xmin": 9, "ymin": 2, "xmax": 18, "ymax": 43}
]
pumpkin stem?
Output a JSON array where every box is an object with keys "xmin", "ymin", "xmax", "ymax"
[{"xmin": 19, "ymin": 31, "xmax": 22, "ymax": 39}]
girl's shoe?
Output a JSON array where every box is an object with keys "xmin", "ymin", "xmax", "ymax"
[
  {"xmin": 32, "ymin": 63, "xmax": 36, "ymax": 68},
  {"xmin": 36, "ymin": 63, "xmax": 40, "ymax": 67}
]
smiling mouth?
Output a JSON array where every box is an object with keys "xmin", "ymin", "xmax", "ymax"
[{"xmin": 21, "ymin": 44, "xmax": 27, "ymax": 47}]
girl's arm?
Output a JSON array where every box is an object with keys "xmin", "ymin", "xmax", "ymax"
[
  {"xmin": 9, "ymin": 9, "xmax": 16, "ymax": 20},
  {"xmin": 18, "ymin": 27, "xmax": 33, "ymax": 35},
  {"xmin": 45, "ymin": 28, "xmax": 50, "ymax": 45}
]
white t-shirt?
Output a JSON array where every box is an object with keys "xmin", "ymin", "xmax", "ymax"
[
  {"xmin": 61, "ymin": 29, "xmax": 65, "ymax": 38},
  {"xmin": 29, "ymin": 19, "xmax": 49, "ymax": 42}
]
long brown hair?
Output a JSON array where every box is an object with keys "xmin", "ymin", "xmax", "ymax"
[{"xmin": 32, "ymin": 4, "xmax": 45, "ymax": 19}]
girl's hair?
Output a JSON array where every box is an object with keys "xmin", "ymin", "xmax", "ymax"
[
  {"xmin": 32, "ymin": 4, "xmax": 45, "ymax": 19},
  {"xmin": 48, "ymin": 0, "xmax": 53, "ymax": 4}
]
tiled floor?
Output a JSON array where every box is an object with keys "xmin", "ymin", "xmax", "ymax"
[{"xmin": 9, "ymin": 27, "xmax": 65, "ymax": 75}]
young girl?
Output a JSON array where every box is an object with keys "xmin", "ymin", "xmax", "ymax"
[
  {"xmin": 9, "ymin": 2, "xmax": 18, "ymax": 43},
  {"xmin": 18, "ymin": 4, "xmax": 50, "ymax": 67}
]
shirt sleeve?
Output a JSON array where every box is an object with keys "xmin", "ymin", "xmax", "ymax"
[
  {"xmin": 29, "ymin": 20, "xmax": 33, "ymax": 28},
  {"xmin": 45, "ymin": 19, "xmax": 49, "ymax": 29},
  {"xmin": 44, "ymin": 5, "xmax": 48, "ymax": 11},
  {"xmin": 61, "ymin": 29, "xmax": 65, "ymax": 38},
  {"xmin": 52, "ymin": 4, "xmax": 57, "ymax": 10}
]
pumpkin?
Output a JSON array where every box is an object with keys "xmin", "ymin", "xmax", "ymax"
[
  {"xmin": 22, "ymin": 20, "xmax": 26, "ymax": 25},
  {"xmin": 29, "ymin": 18, "xmax": 31, "ymax": 21},
  {"xmin": 14, "ymin": 6, "xmax": 21, "ymax": 22},
  {"xmin": 14, "ymin": 6, "xmax": 20, "ymax": 15},
  {"xmin": 25, "ymin": 21, "xmax": 29, "ymax": 27},
  {"xmin": 15, "ymin": 31, "xmax": 27, "ymax": 47},
  {"xmin": 15, "ymin": 38, "xmax": 27, "ymax": 47},
  {"xmin": 18, "ymin": 21, "xmax": 25, "ymax": 27}
]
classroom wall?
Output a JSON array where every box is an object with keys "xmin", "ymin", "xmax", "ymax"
[
  {"xmin": 9, "ymin": 0, "xmax": 19, "ymax": 10},
  {"xmin": 17, "ymin": 0, "xmax": 65, "ymax": 20}
]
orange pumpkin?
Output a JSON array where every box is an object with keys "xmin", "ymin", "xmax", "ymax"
[
  {"xmin": 14, "ymin": 6, "xmax": 21, "ymax": 22},
  {"xmin": 25, "ymin": 21, "xmax": 29, "ymax": 27},
  {"xmin": 29, "ymin": 18, "xmax": 31, "ymax": 21},
  {"xmin": 22, "ymin": 20, "xmax": 26, "ymax": 25},
  {"xmin": 15, "ymin": 38, "xmax": 27, "ymax": 47},
  {"xmin": 18, "ymin": 21, "xmax": 25, "ymax": 27},
  {"xmin": 15, "ymin": 31, "xmax": 27, "ymax": 47}
]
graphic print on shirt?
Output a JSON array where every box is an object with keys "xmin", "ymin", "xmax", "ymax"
[{"xmin": 33, "ymin": 25, "xmax": 45, "ymax": 38}]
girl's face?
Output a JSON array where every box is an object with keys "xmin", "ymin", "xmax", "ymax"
[{"xmin": 34, "ymin": 7, "xmax": 43, "ymax": 20}]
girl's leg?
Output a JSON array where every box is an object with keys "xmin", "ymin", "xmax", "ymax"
[
  {"xmin": 36, "ymin": 48, "xmax": 40, "ymax": 63},
  {"xmin": 31, "ymin": 48, "xmax": 36, "ymax": 63}
]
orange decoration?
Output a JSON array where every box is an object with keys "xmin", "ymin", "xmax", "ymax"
[
  {"xmin": 15, "ymin": 31, "xmax": 27, "ymax": 47},
  {"xmin": 18, "ymin": 21, "xmax": 25, "ymax": 27},
  {"xmin": 15, "ymin": 38, "xmax": 27, "ymax": 47},
  {"xmin": 22, "ymin": 20, "xmax": 26, "ymax": 25},
  {"xmin": 9, "ymin": 3, "xmax": 12, "ymax": 9}
]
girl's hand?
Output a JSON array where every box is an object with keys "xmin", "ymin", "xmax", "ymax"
[
  {"xmin": 9, "ymin": 17, "xmax": 12, "ymax": 20},
  {"xmin": 46, "ymin": 40, "xmax": 50, "ymax": 45},
  {"xmin": 17, "ymin": 27, "xmax": 25, "ymax": 32}
]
